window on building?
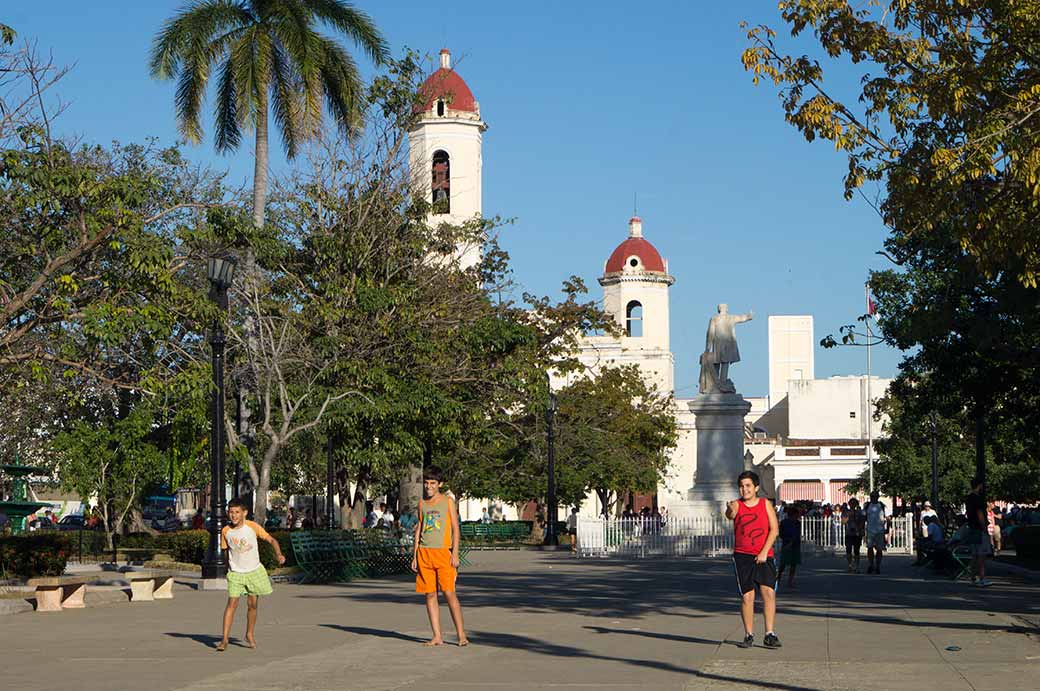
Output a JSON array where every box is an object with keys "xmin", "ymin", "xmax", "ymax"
[
  {"xmin": 849, "ymin": 411, "xmax": 856, "ymax": 418},
  {"xmin": 437, "ymin": 99, "xmax": 445, "ymax": 117},
  {"xmin": 626, "ymin": 301, "xmax": 643, "ymax": 337},
  {"xmin": 431, "ymin": 150, "xmax": 450, "ymax": 214},
  {"xmin": 794, "ymin": 368, "xmax": 804, "ymax": 380}
]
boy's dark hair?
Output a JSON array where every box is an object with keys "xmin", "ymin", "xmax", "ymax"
[
  {"xmin": 736, "ymin": 470, "xmax": 760, "ymax": 488},
  {"xmin": 422, "ymin": 466, "xmax": 444, "ymax": 483},
  {"xmin": 227, "ymin": 498, "xmax": 247, "ymax": 511},
  {"xmin": 787, "ymin": 506, "xmax": 800, "ymax": 518}
]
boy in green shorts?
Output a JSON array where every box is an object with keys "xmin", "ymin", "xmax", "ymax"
[{"xmin": 217, "ymin": 498, "xmax": 285, "ymax": 651}]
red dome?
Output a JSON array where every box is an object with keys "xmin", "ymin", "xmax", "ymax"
[
  {"xmin": 605, "ymin": 238, "xmax": 667, "ymax": 273},
  {"xmin": 417, "ymin": 51, "xmax": 477, "ymax": 114}
]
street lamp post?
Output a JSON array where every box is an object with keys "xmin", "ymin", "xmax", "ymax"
[
  {"xmin": 202, "ymin": 255, "xmax": 236, "ymax": 584},
  {"xmin": 930, "ymin": 412, "xmax": 939, "ymax": 510},
  {"xmin": 544, "ymin": 379, "xmax": 559, "ymax": 547},
  {"xmin": 233, "ymin": 388, "xmax": 242, "ymax": 500}
]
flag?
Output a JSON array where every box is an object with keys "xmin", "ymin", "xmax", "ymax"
[{"xmin": 866, "ymin": 283, "xmax": 876, "ymax": 317}]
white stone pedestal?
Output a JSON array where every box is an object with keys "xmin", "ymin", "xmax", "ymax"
[
  {"xmin": 200, "ymin": 577, "xmax": 227, "ymax": 591},
  {"xmin": 684, "ymin": 393, "xmax": 751, "ymax": 517}
]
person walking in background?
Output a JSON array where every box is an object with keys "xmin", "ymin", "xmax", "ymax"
[
  {"xmin": 726, "ymin": 470, "xmax": 782, "ymax": 649},
  {"xmin": 988, "ymin": 502, "xmax": 1002, "ymax": 553},
  {"xmin": 864, "ymin": 492, "xmax": 888, "ymax": 574},
  {"xmin": 777, "ymin": 506, "xmax": 801, "ymax": 589},
  {"xmin": 566, "ymin": 507, "xmax": 579, "ymax": 553},
  {"xmin": 920, "ymin": 501, "xmax": 938, "ymax": 537},
  {"xmin": 843, "ymin": 498, "xmax": 866, "ymax": 573},
  {"xmin": 965, "ymin": 478, "xmax": 993, "ymax": 586},
  {"xmin": 480, "ymin": 507, "xmax": 492, "ymax": 524}
]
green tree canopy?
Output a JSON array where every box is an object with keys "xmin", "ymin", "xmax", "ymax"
[{"xmin": 743, "ymin": 1, "xmax": 1040, "ymax": 285}]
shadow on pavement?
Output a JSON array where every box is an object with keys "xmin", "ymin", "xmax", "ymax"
[
  {"xmin": 319, "ymin": 624, "xmax": 426, "ymax": 643},
  {"xmin": 164, "ymin": 632, "xmax": 247, "ymax": 649},
  {"xmin": 296, "ymin": 552, "xmax": 1039, "ymax": 634},
  {"xmin": 583, "ymin": 624, "xmax": 718, "ymax": 646}
]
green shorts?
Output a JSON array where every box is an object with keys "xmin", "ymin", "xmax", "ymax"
[{"xmin": 227, "ymin": 565, "xmax": 273, "ymax": 597}]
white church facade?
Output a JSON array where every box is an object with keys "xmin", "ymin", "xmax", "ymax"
[{"xmin": 411, "ymin": 50, "xmax": 891, "ymax": 520}]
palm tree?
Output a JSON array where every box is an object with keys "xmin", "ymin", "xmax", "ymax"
[{"xmin": 150, "ymin": 0, "xmax": 388, "ymax": 227}]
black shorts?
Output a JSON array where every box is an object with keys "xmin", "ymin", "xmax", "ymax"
[{"xmin": 733, "ymin": 552, "xmax": 778, "ymax": 595}]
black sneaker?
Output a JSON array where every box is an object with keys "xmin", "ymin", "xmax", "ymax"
[
  {"xmin": 764, "ymin": 633, "xmax": 782, "ymax": 649},
  {"xmin": 737, "ymin": 634, "xmax": 754, "ymax": 649}
]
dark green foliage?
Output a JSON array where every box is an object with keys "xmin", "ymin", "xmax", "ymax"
[{"xmin": 0, "ymin": 534, "xmax": 70, "ymax": 579}]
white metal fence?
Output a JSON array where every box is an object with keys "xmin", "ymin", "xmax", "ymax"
[{"xmin": 576, "ymin": 515, "xmax": 915, "ymax": 558}]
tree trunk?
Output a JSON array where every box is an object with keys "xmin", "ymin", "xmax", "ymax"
[
  {"xmin": 348, "ymin": 483, "xmax": 367, "ymax": 528},
  {"xmin": 399, "ymin": 463, "xmax": 423, "ymax": 517},
  {"xmin": 252, "ymin": 99, "xmax": 269, "ymax": 229},
  {"xmin": 252, "ymin": 444, "xmax": 277, "ymax": 525},
  {"xmin": 126, "ymin": 507, "xmax": 157, "ymax": 535}
]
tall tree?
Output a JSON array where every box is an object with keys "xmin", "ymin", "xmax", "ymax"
[
  {"xmin": 742, "ymin": 2, "xmax": 1040, "ymax": 285},
  {"xmin": 150, "ymin": 0, "xmax": 388, "ymax": 228}
]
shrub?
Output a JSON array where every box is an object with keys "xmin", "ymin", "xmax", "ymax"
[
  {"xmin": 163, "ymin": 530, "xmax": 209, "ymax": 564},
  {"xmin": 0, "ymin": 534, "xmax": 70, "ymax": 579},
  {"xmin": 1011, "ymin": 525, "xmax": 1040, "ymax": 560},
  {"xmin": 258, "ymin": 530, "xmax": 295, "ymax": 569}
]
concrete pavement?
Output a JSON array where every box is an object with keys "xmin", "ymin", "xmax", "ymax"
[{"xmin": 1, "ymin": 550, "xmax": 1037, "ymax": 690}]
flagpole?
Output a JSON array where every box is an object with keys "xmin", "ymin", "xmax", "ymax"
[{"xmin": 866, "ymin": 282, "xmax": 874, "ymax": 493}]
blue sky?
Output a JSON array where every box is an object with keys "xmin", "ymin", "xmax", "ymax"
[{"xmin": 7, "ymin": 1, "xmax": 902, "ymax": 398}]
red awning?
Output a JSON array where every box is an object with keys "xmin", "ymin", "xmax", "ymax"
[
  {"xmin": 779, "ymin": 481, "xmax": 825, "ymax": 503},
  {"xmin": 830, "ymin": 480, "xmax": 859, "ymax": 505}
]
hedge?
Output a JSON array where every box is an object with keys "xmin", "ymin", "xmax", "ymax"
[
  {"xmin": 0, "ymin": 534, "xmax": 69, "ymax": 579},
  {"xmin": 110, "ymin": 529, "xmax": 296, "ymax": 569}
]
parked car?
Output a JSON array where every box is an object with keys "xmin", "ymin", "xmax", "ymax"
[{"xmin": 57, "ymin": 515, "xmax": 87, "ymax": 530}]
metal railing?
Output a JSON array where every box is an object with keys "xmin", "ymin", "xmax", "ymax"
[{"xmin": 576, "ymin": 515, "xmax": 915, "ymax": 558}]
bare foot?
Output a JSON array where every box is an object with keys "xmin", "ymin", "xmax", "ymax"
[
  {"xmin": 423, "ymin": 638, "xmax": 443, "ymax": 647},
  {"xmin": 245, "ymin": 637, "xmax": 257, "ymax": 649},
  {"xmin": 458, "ymin": 638, "xmax": 469, "ymax": 647},
  {"xmin": 215, "ymin": 641, "xmax": 228, "ymax": 652}
]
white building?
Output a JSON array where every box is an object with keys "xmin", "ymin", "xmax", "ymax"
[{"xmin": 411, "ymin": 49, "xmax": 891, "ymax": 518}]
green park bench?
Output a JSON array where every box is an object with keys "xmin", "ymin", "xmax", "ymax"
[{"xmin": 291, "ymin": 532, "xmax": 349, "ymax": 583}]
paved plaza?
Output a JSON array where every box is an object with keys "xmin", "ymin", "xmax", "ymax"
[{"xmin": 2, "ymin": 550, "xmax": 1038, "ymax": 691}]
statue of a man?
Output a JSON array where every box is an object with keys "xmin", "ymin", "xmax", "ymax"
[{"xmin": 701, "ymin": 304, "xmax": 753, "ymax": 392}]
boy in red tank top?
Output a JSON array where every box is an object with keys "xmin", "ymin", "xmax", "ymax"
[{"xmin": 725, "ymin": 470, "xmax": 781, "ymax": 649}]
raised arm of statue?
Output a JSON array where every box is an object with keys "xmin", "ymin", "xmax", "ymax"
[{"xmin": 736, "ymin": 311, "xmax": 754, "ymax": 324}]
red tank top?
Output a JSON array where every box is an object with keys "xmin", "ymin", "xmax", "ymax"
[{"xmin": 734, "ymin": 499, "xmax": 773, "ymax": 556}]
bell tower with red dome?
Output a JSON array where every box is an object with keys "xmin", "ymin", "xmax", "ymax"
[
  {"xmin": 409, "ymin": 49, "xmax": 487, "ymax": 269},
  {"xmin": 599, "ymin": 216, "xmax": 676, "ymax": 392}
]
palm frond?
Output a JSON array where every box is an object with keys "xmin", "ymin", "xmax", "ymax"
[
  {"xmin": 174, "ymin": 48, "xmax": 211, "ymax": 144},
  {"xmin": 271, "ymin": 38, "xmax": 304, "ymax": 158},
  {"xmin": 312, "ymin": 34, "xmax": 363, "ymax": 135},
  {"xmin": 150, "ymin": 0, "xmax": 253, "ymax": 79},
  {"xmin": 301, "ymin": 0, "xmax": 389, "ymax": 65},
  {"xmin": 214, "ymin": 57, "xmax": 242, "ymax": 152}
]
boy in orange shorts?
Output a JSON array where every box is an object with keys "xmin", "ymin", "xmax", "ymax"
[{"xmin": 410, "ymin": 466, "xmax": 468, "ymax": 646}]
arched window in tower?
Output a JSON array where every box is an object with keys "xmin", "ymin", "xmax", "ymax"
[
  {"xmin": 431, "ymin": 150, "xmax": 450, "ymax": 214},
  {"xmin": 437, "ymin": 99, "xmax": 445, "ymax": 117},
  {"xmin": 626, "ymin": 301, "xmax": 643, "ymax": 337}
]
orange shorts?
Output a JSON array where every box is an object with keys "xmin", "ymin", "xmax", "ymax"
[{"xmin": 415, "ymin": 547, "xmax": 457, "ymax": 594}]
